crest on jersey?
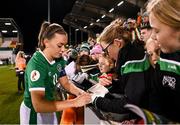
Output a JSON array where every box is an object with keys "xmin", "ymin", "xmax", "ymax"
[
  {"xmin": 30, "ymin": 70, "xmax": 40, "ymax": 81},
  {"xmin": 48, "ymin": 72, "xmax": 52, "ymax": 76},
  {"xmin": 57, "ymin": 64, "xmax": 62, "ymax": 72}
]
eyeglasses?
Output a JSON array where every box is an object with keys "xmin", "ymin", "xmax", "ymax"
[{"xmin": 102, "ymin": 41, "xmax": 113, "ymax": 56}]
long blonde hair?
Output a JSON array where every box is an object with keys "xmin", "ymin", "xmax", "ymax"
[
  {"xmin": 98, "ymin": 18, "xmax": 131, "ymax": 44},
  {"xmin": 146, "ymin": 0, "xmax": 180, "ymax": 29}
]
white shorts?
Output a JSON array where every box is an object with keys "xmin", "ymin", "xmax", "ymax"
[{"xmin": 20, "ymin": 101, "xmax": 58, "ymax": 124}]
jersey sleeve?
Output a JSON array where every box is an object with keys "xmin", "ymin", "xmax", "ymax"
[
  {"xmin": 57, "ymin": 58, "xmax": 67, "ymax": 78},
  {"xmin": 59, "ymin": 68, "xmax": 67, "ymax": 78},
  {"xmin": 26, "ymin": 61, "xmax": 47, "ymax": 91}
]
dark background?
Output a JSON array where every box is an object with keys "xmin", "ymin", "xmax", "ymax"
[{"xmin": 0, "ymin": 0, "xmax": 76, "ymax": 53}]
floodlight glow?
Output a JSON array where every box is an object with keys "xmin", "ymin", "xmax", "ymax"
[
  {"xmin": 109, "ymin": 8, "xmax": 114, "ymax": 13},
  {"xmin": 12, "ymin": 30, "xmax": 18, "ymax": 33},
  {"xmin": 5, "ymin": 23, "xmax": 11, "ymax": 25},
  {"xmin": 101, "ymin": 15, "xmax": 106, "ymax": 18},
  {"xmin": 2, "ymin": 30, "xmax": 7, "ymax": 33},
  {"xmin": 117, "ymin": 1, "xmax": 124, "ymax": 6},
  {"xmin": 96, "ymin": 19, "xmax": 100, "ymax": 22},
  {"xmin": 75, "ymin": 29, "xmax": 79, "ymax": 31}
]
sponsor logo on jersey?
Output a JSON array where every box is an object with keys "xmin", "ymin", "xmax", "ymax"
[
  {"xmin": 168, "ymin": 64, "xmax": 177, "ymax": 71},
  {"xmin": 57, "ymin": 64, "xmax": 62, "ymax": 72},
  {"xmin": 162, "ymin": 75, "xmax": 176, "ymax": 90},
  {"xmin": 30, "ymin": 70, "xmax": 40, "ymax": 81}
]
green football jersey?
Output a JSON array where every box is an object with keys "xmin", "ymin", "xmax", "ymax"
[{"xmin": 23, "ymin": 51, "xmax": 66, "ymax": 124}]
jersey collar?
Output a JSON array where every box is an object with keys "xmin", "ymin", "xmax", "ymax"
[{"xmin": 39, "ymin": 50, "xmax": 55, "ymax": 65}]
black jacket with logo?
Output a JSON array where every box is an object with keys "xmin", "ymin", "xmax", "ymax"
[
  {"xmin": 93, "ymin": 43, "xmax": 151, "ymax": 113},
  {"xmin": 149, "ymin": 51, "xmax": 180, "ymax": 122}
]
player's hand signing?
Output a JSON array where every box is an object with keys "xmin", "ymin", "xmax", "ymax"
[{"xmin": 73, "ymin": 92, "xmax": 91, "ymax": 107}]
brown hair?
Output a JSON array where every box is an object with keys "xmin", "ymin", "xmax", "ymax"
[
  {"xmin": 147, "ymin": 0, "xmax": 180, "ymax": 29},
  {"xmin": 98, "ymin": 18, "xmax": 132, "ymax": 44},
  {"xmin": 38, "ymin": 21, "xmax": 67, "ymax": 50},
  {"xmin": 76, "ymin": 55, "xmax": 94, "ymax": 73}
]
